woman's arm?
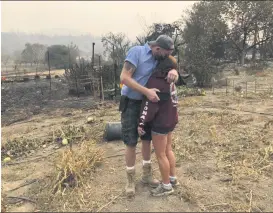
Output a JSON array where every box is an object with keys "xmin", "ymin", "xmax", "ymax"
[{"xmin": 138, "ymin": 99, "xmax": 159, "ymax": 135}]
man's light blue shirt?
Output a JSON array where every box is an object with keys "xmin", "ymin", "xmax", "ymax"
[{"xmin": 121, "ymin": 43, "xmax": 158, "ymax": 100}]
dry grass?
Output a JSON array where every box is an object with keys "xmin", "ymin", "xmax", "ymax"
[
  {"xmin": 85, "ymin": 121, "xmax": 107, "ymax": 142},
  {"xmin": 32, "ymin": 140, "xmax": 107, "ymax": 212},
  {"xmin": 53, "ymin": 125, "xmax": 87, "ymax": 146},
  {"xmin": 29, "ymin": 122, "xmax": 108, "ymax": 212},
  {"xmin": 1, "ymin": 192, "xmax": 7, "ymax": 212},
  {"xmin": 1, "ymin": 136, "xmax": 50, "ymax": 160},
  {"xmin": 178, "ymin": 96, "xmax": 203, "ymax": 107},
  {"xmin": 1, "ymin": 125, "xmax": 88, "ymax": 161},
  {"xmin": 172, "ymin": 96, "xmax": 273, "ymax": 211},
  {"xmin": 52, "ymin": 140, "xmax": 104, "ymax": 194},
  {"xmin": 177, "ymin": 86, "xmax": 206, "ymax": 97}
]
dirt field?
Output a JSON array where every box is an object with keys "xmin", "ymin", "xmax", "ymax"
[{"xmin": 1, "ymin": 70, "xmax": 273, "ymax": 212}]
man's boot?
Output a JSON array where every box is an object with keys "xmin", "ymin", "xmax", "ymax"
[
  {"xmin": 141, "ymin": 163, "xmax": 160, "ymax": 188},
  {"xmin": 125, "ymin": 169, "xmax": 135, "ymax": 197}
]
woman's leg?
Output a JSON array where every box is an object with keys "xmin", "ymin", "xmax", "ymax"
[
  {"xmin": 152, "ymin": 133, "xmax": 170, "ymax": 184},
  {"xmin": 166, "ymin": 132, "xmax": 180, "ymax": 186},
  {"xmin": 166, "ymin": 132, "xmax": 176, "ymax": 177}
]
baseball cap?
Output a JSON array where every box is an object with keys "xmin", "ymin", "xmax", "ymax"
[{"xmin": 148, "ymin": 35, "xmax": 175, "ymax": 50}]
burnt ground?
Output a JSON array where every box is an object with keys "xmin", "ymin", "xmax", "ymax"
[{"xmin": 1, "ymin": 71, "xmax": 273, "ymax": 212}]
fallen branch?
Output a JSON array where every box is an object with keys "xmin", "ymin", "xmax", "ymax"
[
  {"xmin": 105, "ymin": 151, "xmax": 141, "ymax": 159},
  {"xmin": 204, "ymin": 203, "xmax": 229, "ymax": 208},
  {"xmin": 248, "ymin": 190, "xmax": 253, "ymax": 212},
  {"xmin": 7, "ymin": 179, "xmax": 38, "ymax": 192},
  {"xmin": 7, "ymin": 196, "xmax": 36, "ymax": 204},
  {"xmin": 258, "ymin": 163, "xmax": 273, "ymax": 172},
  {"xmin": 96, "ymin": 191, "xmax": 124, "ymax": 212}
]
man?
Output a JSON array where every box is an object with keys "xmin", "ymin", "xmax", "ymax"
[{"xmin": 119, "ymin": 35, "xmax": 179, "ymax": 197}]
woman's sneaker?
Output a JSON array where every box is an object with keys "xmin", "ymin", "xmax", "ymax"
[
  {"xmin": 151, "ymin": 183, "xmax": 174, "ymax": 197},
  {"xmin": 170, "ymin": 178, "xmax": 180, "ymax": 187}
]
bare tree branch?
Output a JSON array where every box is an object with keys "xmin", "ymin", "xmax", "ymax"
[{"xmin": 246, "ymin": 36, "xmax": 272, "ymax": 51}]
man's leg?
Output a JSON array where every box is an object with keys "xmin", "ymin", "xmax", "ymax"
[
  {"xmin": 121, "ymin": 102, "xmax": 140, "ymax": 197},
  {"xmin": 125, "ymin": 145, "xmax": 137, "ymax": 197},
  {"xmin": 140, "ymin": 129, "xmax": 160, "ymax": 188},
  {"xmin": 142, "ymin": 140, "xmax": 151, "ymax": 161},
  {"xmin": 126, "ymin": 145, "xmax": 136, "ymax": 167}
]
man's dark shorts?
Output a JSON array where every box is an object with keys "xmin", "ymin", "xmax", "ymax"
[{"xmin": 119, "ymin": 96, "xmax": 152, "ymax": 147}]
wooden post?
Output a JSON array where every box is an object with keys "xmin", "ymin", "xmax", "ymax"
[
  {"xmin": 15, "ymin": 65, "xmax": 18, "ymax": 81},
  {"xmin": 226, "ymin": 78, "xmax": 228, "ymax": 96},
  {"xmin": 97, "ymin": 80, "xmax": 100, "ymax": 99},
  {"xmin": 47, "ymin": 50, "xmax": 51, "ymax": 92},
  {"xmin": 177, "ymin": 49, "xmax": 180, "ymax": 73},
  {"xmin": 80, "ymin": 58, "xmax": 83, "ymax": 96},
  {"xmin": 232, "ymin": 80, "xmax": 234, "ymax": 96},
  {"xmin": 99, "ymin": 55, "xmax": 104, "ymax": 101},
  {"xmin": 113, "ymin": 45, "xmax": 117, "ymax": 98},
  {"xmin": 245, "ymin": 81, "xmax": 248, "ymax": 98},
  {"xmin": 92, "ymin": 79, "xmax": 95, "ymax": 97},
  {"xmin": 101, "ymin": 76, "xmax": 104, "ymax": 101},
  {"xmin": 212, "ymin": 84, "xmax": 214, "ymax": 95},
  {"xmin": 114, "ymin": 63, "xmax": 117, "ymax": 98},
  {"xmin": 91, "ymin": 43, "xmax": 95, "ymax": 97},
  {"xmin": 82, "ymin": 57, "xmax": 85, "ymax": 67},
  {"xmin": 254, "ymin": 79, "xmax": 257, "ymax": 93},
  {"xmin": 92, "ymin": 43, "xmax": 95, "ymax": 68}
]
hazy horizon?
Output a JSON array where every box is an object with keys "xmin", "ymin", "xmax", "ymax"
[{"xmin": 1, "ymin": 1, "xmax": 196, "ymax": 39}]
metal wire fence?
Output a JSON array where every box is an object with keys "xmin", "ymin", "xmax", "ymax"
[{"xmin": 211, "ymin": 77, "xmax": 273, "ymax": 98}]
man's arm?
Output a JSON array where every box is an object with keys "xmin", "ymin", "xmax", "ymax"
[
  {"xmin": 120, "ymin": 61, "xmax": 160, "ymax": 102},
  {"xmin": 120, "ymin": 61, "xmax": 148, "ymax": 96},
  {"xmin": 166, "ymin": 69, "xmax": 179, "ymax": 83}
]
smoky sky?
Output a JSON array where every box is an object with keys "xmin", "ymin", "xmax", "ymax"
[{"xmin": 1, "ymin": 1, "xmax": 196, "ymax": 39}]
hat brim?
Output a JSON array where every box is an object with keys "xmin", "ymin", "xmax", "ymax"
[
  {"xmin": 148, "ymin": 41, "xmax": 157, "ymax": 46},
  {"xmin": 148, "ymin": 41, "xmax": 174, "ymax": 51}
]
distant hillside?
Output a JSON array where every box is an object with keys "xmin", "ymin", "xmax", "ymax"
[{"xmin": 1, "ymin": 32, "xmax": 104, "ymax": 57}]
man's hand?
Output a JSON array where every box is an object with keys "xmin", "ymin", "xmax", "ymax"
[
  {"xmin": 138, "ymin": 126, "xmax": 146, "ymax": 136},
  {"xmin": 166, "ymin": 69, "xmax": 179, "ymax": 83},
  {"xmin": 145, "ymin": 88, "xmax": 160, "ymax": 102}
]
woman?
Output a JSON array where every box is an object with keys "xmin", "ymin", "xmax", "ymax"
[{"xmin": 138, "ymin": 55, "xmax": 179, "ymax": 197}]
